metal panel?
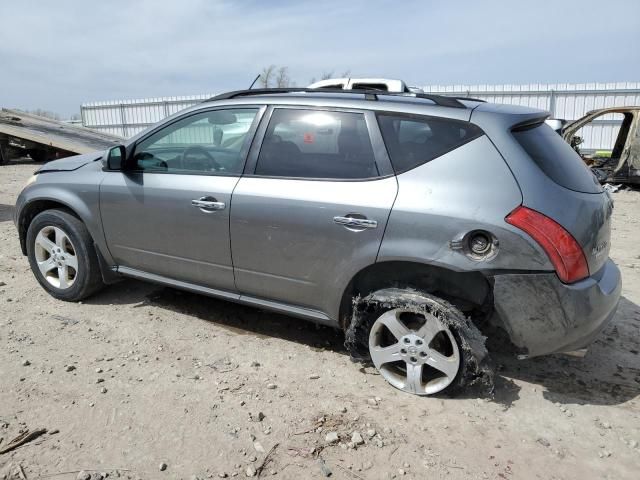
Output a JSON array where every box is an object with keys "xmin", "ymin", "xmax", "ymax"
[{"xmin": 424, "ymin": 82, "xmax": 640, "ymax": 150}]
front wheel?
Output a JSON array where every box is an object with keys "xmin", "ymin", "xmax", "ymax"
[
  {"xmin": 26, "ymin": 209, "xmax": 105, "ymax": 301},
  {"xmin": 345, "ymin": 288, "xmax": 489, "ymax": 396}
]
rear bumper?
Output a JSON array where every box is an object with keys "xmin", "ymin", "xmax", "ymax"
[{"xmin": 491, "ymin": 258, "xmax": 621, "ymax": 358}]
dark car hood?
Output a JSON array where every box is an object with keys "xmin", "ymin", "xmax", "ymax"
[{"xmin": 37, "ymin": 151, "xmax": 105, "ymax": 173}]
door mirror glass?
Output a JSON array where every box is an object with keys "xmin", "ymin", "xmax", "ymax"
[{"xmin": 107, "ymin": 145, "xmax": 126, "ymax": 170}]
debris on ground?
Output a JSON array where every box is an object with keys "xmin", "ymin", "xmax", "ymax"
[
  {"xmin": 318, "ymin": 457, "xmax": 332, "ymax": 477},
  {"xmin": 604, "ymin": 183, "xmax": 624, "ymax": 193},
  {"xmin": 254, "ymin": 442, "xmax": 279, "ymax": 477},
  {"xmin": 0, "ymin": 428, "xmax": 47, "ymax": 455},
  {"xmin": 325, "ymin": 431, "xmax": 339, "ymax": 444}
]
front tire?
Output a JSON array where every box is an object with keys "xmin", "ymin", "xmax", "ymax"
[
  {"xmin": 345, "ymin": 288, "xmax": 489, "ymax": 396},
  {"xmin": 26, "ymin": 209, "xmax": 105, "ymax": 301}
]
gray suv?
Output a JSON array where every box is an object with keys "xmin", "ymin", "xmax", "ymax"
[{"xmin": 14, "ymin": 88, "xmax": 622, "ymax": 396}]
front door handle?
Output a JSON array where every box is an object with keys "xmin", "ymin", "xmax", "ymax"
[
  {"xmin": 333, "ymin": 215, "xmax": 378, "ymax": 229},
  {"xmin": 192, "ymin": 196, "xmax": 225, "ymax": 212}
]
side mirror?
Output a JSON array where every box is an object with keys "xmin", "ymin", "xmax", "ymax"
[{"xmin": 106, "ymin": 145, "xmax": 126, "ymax": 170}]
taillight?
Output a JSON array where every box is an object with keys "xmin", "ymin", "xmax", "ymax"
[{"xmin": 506, "ymin": 206, "xmax": 589, "ymax": 283}]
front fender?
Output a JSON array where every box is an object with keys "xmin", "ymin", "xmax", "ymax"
[{"xmin": 15, "ymin": 162, "xmax": 113, "ymax": 265}]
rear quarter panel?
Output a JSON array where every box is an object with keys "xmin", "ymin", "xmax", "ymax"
[
  {"xmin": 378, "ymin": 135, "xmax": 553, "ymax": 272},
  {"xmin": 473, "ymin": 107, "xmax": 613, "ymax": 274}
]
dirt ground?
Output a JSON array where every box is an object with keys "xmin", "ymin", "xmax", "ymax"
[{"xmin": 1, "ymin": 161, "xmax": 639, "ymax": 480}]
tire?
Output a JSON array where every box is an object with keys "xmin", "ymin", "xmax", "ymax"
[
  {"xmin": 345, "ymin": 288, "xmax": 490, "ymax": 396},
  {"xmin": 26, "ymin": 209, "xmax": 105, "ymax": 301}
]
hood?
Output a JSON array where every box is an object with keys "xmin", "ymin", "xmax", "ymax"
[{"xmin": 36, "ymin": 151, "xmax": 105, "ymax": 173}]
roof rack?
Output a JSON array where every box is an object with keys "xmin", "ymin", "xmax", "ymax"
[
  {"xmin": 450, "ymin": 96, "xmax": 486, "ymax": 103},
  {"xmin": 206, "ymin": 88, "xmax": 469, "ymax": 109}
]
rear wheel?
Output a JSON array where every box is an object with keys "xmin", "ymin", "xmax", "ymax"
[
  {"xmin": 26, "ymin": 209, "xmax": 105, "ymax": 301},
  {"xmin": 369, "ymin": 307, "xmax": 462, "ymax": 395},
  {"xmin": 345, "ymin": 288, "xmax": 488, "ymax": 396}
]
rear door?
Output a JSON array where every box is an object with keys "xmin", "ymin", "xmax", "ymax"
[
  {"xmin": 230, "ymin": 106, "xmax": 397, "ymax": 319},
  {"xmin": 100, "ymin": 107, "xmax": 263, "ymax": 291}
]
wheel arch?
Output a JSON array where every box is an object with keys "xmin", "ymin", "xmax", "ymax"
[
  {"xmin": 338, "ymin": 260, "xmax": 493, "ymax": 330},
  {"xmin": 17, "ymin": 195, "xmax": 118, "ymax": 283}
]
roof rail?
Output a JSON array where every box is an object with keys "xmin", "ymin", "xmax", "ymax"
[
  {"xmin": 450, "ymin": 96, "xmax": 486, "ymax": 103},
  {"xmin": 206, "ymin": 88, "xmax": 468, "ymax": 109}
]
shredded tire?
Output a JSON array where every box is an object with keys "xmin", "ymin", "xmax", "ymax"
[{"xmin": 344, "ymin": 288, "xmax": 494, "ymax": 396}]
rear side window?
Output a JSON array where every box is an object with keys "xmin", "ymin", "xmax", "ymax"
[
  {"xmin": 377, "ymin": 114, "xmax": 483, "ymax": 173},
  {"xmin": 512, "ymin": 123, "xmax": 602, "ymax": 194},
  {"xmin": 255, "ymin": 109, "xmax": 378, "ymax": 179}
]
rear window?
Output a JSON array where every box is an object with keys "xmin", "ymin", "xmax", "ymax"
[
  {"xmin": 512, "ymin": 123, "xmax": 603, "ymax": 194},
  {"xmin": 377, "ymin": 114, "xmax": 484, "ymax": 173}
]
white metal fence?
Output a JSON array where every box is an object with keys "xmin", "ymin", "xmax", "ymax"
[
  {"xmin": 424, "ymin": 82, "xmax": 640, "ymax": 150},
  {"xmin": 81, "ymin": 82, "xmax": 640, "ymax": 150},
  {"xmin": 80, "ymin": 94, "xmax": 214, "ymax": 138}
]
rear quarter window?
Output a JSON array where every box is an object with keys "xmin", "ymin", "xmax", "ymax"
[
  {"xmin": 377, "ymin": 114, "xmax": 484, "ymax": 173},
  {"xmin": 512, "ymin": 123, "xmax": 603, "ymax": 194}
]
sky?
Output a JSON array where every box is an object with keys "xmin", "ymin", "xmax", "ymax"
[{"xmin": 1, "ymin": 0, "xmax": 639, "ymax": 117}]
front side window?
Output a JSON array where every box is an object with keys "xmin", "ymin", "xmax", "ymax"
[
  {"xmin": 255, "ymin": 109, "xmax": 378, "ymax": 179},
  {"xmin": 377, "ymin": 114, "xmax": 483, "ymax": 173},
  {"xmin": 133, "ymin": 108, "xmax": 259, "ymax": 174}
]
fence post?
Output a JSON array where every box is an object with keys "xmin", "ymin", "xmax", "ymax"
[
  {"xmin": 549, "ymin": 89, "xmax": 556, "ymax": 118},
  {"xmin": 119, "ymin": 104, "xmax": 128, "ymax": 138}
]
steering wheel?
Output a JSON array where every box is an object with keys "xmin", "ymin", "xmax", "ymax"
[{"xmin": 180, "ymin": 145, "xmax": 222, "ymax": 171}]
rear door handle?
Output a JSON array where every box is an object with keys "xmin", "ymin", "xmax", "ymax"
[
  {"xmin": 333, "ymin": 216, "xmax": 378, "ymax": 229},
  {"xmin": 192, "ymin": 196, "xmax": 225, "ymax": 212}
]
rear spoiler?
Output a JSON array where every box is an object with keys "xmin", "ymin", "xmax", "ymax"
[{"xmin": 510, "ymin": 115, "xmax": 550, "ymax": 132}]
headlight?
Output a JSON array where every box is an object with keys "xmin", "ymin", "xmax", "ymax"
[{"xmin": 24, "ymin": 174, "xmax": 38, "ymax": 187}]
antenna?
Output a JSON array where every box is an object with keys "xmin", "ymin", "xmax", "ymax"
[{"xmin": 248, "ymin": 74, "xmax": 261, "ymax": 90}]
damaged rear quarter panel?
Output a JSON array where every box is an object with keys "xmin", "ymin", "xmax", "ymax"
[
  {"xmin": 492, "ymin": 261, "xmax": 621, "ymax": 357},
  {"xmin": 377, "ymin": 135, "xmax": 552, "ymax": 272}
]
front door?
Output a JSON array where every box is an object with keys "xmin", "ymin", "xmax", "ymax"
[
  {"xmin": 100, "ymin": 107, "xmax": 262, "ymax": 291},
  {"xmin": 230, "ymin": 107, "xmax": 397, "ymax": 319}
]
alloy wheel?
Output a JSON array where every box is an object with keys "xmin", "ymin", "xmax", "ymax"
[
  {"xmin": 369, "ymin": 308, "xmax": 461, "ymax": 395},
  {"xmin": 33, "ymin": 226, "xmax": 78, "ymax": 289}
]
